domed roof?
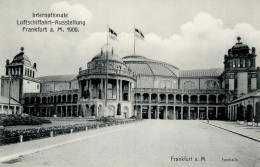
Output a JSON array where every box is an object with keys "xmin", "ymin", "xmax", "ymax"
[
  {"xmin": 232, "ymin": 36, "xmax": 249, "ymax": 51},
  {"xmin": 13, "ymin": 52, "xmax": 31, "ymax": 63},
  {"xmin": 10, "ymin": 47, "xmax": 33, "ymax": 66},
  {"xmin": 122, "ymin": 55, "xmax": 179, "ymax": 77},
  {"xmin": 92, "ymin": 51, "xmax": 123, "ymax": 63}
]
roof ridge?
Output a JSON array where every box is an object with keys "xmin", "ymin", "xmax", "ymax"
[
  {"xmin": 146, "ymin": 63, "xmax": 155, "ymax": 76},
  {"xmin": 180, "ymin": 68, "xmax": 224, "ymax": 72}
]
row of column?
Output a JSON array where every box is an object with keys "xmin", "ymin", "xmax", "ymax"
[
  {"xmin": 26, "ymin": 105, "xmax": 78, "ymax": 117},
  {"xmin": 80, "ymin": 79, "xmax": 132, "ymax": 101},
  {"xmin": 228, "ymin": 105, "xmax": 237, "ymax": 121},
  {"xmin": 135, "ymin": 94, "xmax": 223, "ymax": 104},
  {"xmin": 0, "ymin": 105, "xmax": 21, "ymax": 114},
  {"xmin": 136, "ymin": 105, "xmax": 224, "ymax": 120}
]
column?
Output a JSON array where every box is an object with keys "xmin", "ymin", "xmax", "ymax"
[
  {"xmin": 120, "ymin": 80, "xmax": 123, "ymax": 101},
  {"xmin": 173, "ymin": 106, "xmax": 176, "ymax": 120},
  {"xmin": 128, "ymin": 82, "xmax": 131, "ymax": 102},
  {"xmin": 188, "ymin": 106, "xmax": 190, "ymax": 120},
  {"xmin": 235, "ymin": 105, "xmax": 237, "ymax": 121},
  {"xmin": 206, "ymin": 106, "xmax": 209, "ymax": 119},
  {"xmin": 157, "ymin": 105, "xmax": 159, "ymax": 119},
  {"xmin": 216, "ymin": 95, "xmax": 218, "ymax": 104},
  {"xmin": 216, "ymin": 107, "xmax": 218, "ymax": 120},
  {"xmin": 76, "ymin": 105, "xmax": 79, "ymax": 116},
  {"xmin": 70, "ymin": 106, "xmax": 73, "ymax": 117},
  {"xmin": 181, "ymin": 95, "xmax": 183, "ymax": 104},
  {"xmin": 197, "ymin": 107, "xmax": 199, "ymax": 120},
  {"xmin": 166, "ymin": 94, "xmax": 168, "ymax": 104},
  {"xmin": 174, "ymin": 95, "xmax": 176, "ymax": 104},
  {"xmin": 14, "ymin": 106, "xmax": 16, "ymax": 115},
  {"xmin": 157, "ymin": 93, "xmax": 160, "ymax": 103},
  {"xmin": 140, "ymin": 105, "xmax": 143, "ymax": 119},
  {"xmin": 66, "ymin": 106, "xmax": 68, "ymax": 117},
  {"xmin": 101, "ymin": 79, "xmax": 103, "ymax": 99},
  {"xmin": 89, "ymin": 80, "xmax": 92, "ymax": 99},
  {"xmin": 181, "ymin": 106, "xmax": 183, "ymax": 120},
  {"xmin": 116, "ymin": 79, "xmax": 119, "ymax": 100},
  {"xmin": 165, "ymin": 107, "xmax": 168, "ymax": 119},
  {"xmin": 235, "ymin": 105, "xmax": 237, "ymax": 120},
  {"xmin": 148, "ymin": 105, "xmax": 151, "ymax": 119},
  {"xmin": 149, "ymin": 93, "xmax": 151, "ymax": 103},
  {"xmin": 188, "ymin": 95, "xmax": 191, "ymax": 104},
  {"xmin": 206, "ymin": 95, "xmax": 209, "ymax": 104},
  {"xmin": 78, "ymin": 80, "xmax": 82, "ymax": 98}
]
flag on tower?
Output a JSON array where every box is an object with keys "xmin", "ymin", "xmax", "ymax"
[
  {"xmin": 109, "ymin": 28, "xmax": 118, "ymax": 41},
  {"xmin": 135, "ymin": 28, "xmax": 144, "ymax": 40}
]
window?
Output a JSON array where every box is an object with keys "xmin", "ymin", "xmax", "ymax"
[
  {"xmin": 230, "ymin": 60, "xmax": 233, "ymax": 68},
  {"xmin": 107, "ymin": 80, "xmax": 117, "ymax": 100},
  {"xmin": 240, "ymin": 59, "xmax": 243, "ymax": 67},
  {"xmin": 37, "ymin": 84, "xmax": 39, "ymax": 89},
  {"xmin": 248, "ymin": 75, "xmax": 251, "ymax": 91}
]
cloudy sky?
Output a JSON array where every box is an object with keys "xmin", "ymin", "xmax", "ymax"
[{"xmin": 0, "ymin": 0, "xmax": 260, "ymax": 77}]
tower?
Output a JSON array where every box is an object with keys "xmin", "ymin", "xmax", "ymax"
[
  {"xmin": 1, "ymin": 47, "xmax": 41, "ymax": 111},
  {"xmin": 223, "ymin": 37, "xmax": 258, "ymax": 100}
]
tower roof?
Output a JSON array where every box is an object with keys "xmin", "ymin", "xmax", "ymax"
[
  {"xmin": 231, "ymin": 36, "xmax": 249, "ymax": 54},
  {"xmin": 9, "ymin": 47, "xmax": 34, "ymax": 68}
]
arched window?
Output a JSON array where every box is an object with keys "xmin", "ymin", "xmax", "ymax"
[
  {"xmin": 45, "ymin": 85, "xmax": 53, "ymax": 92},
  {"xmin": 202, "ymin": 80, "xmax": 219, "ymax": 89},
  {"xmin": 181, "ymin": 81, "xmax": 197, "ymax": 90}
]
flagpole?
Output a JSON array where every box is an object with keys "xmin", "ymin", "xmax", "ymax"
[
  {"xmin": 8, "ymin": 72, "xmax": 11, "ymax": 113},
  {"xmin": 105, "ymin": 25, "xmax": 109, "ymax": 109},
  {"xmin": 107, "ymin": 24, "xmax": 109, "ymax": 45},
  {"xmin": 134, "ymin": 25, "xmax": 136, "ymax": 55}
]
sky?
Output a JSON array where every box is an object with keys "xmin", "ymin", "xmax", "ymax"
[{"xmin": 0, "ymin": 0, "xmax": 260, "ymax": 77}]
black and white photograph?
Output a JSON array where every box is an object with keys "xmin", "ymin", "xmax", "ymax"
[{"xmin": 0, "ymin": 0, "xmax": 260, "ymax": 166}]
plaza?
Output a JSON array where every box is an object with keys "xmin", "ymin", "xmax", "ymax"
[{"xmin": 1, "ymin": 120, "xmax": 259, "ymax": 167}]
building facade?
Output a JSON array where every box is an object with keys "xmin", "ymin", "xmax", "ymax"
[{"xmin": 1, "ymin": 37, "xmax": 260, "ymax": 121}]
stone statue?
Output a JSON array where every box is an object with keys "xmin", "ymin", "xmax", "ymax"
[
  {"xmin": 228, "ymin": 49, "xmax": 232, "ymax": 56},
  {"xmin": 252, "ymin": 47, "xmax": 256, "ymax": 54}
]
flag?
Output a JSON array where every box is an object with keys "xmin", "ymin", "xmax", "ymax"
[
  {"xmin": 135, "ymin": 28, "xmax": 144, "ymax": 40},
  {"xmin": 109, "ymin": 28, "xmax": 118, "ymax": 41}
]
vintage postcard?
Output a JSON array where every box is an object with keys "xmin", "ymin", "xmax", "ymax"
[{"xmin": 0, "ymin": 0, "xmax": 260, "ymax": 167}]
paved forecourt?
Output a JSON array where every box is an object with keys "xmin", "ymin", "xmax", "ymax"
[{"xmin": 1, "ymin": 120, "xmax": 260, "ymax": 167}]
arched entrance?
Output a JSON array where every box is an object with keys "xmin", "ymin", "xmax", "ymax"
[
  {"xmin": 90, "ymin": 105, "xmax": 95, "ymax": 116},
  {"xmin": 108, "ymin": 105, "xmax": 115, "ymax": 117},
  {"xmin": 246, "ymin": 104, "xmax": 253, "ymax": 122},
  {"xmin": 98, "ymin": 105, "xmax": 103, "ymax": 117}
]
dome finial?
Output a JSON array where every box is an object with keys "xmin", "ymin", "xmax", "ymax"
[
  {"xmin": 237, "ymin": 36, "xmax": 241, "ymax": 42},
  {"xmin": 21, "ymin": 47, "xmax": 24, "ymax": 52}
]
